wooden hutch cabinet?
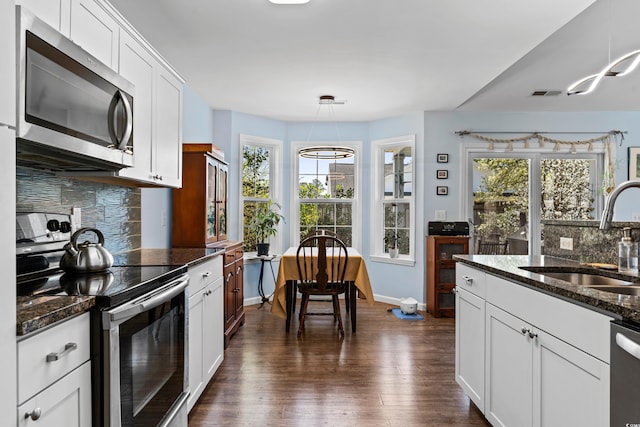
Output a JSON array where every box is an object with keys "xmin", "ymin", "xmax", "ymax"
[
  {"xmin": 173, "ymin": 143, "xmax": 244, "ymax": 345},
  {"xmin": 426, "ymin": 235, "xmax": 469, "ymax": 318},
  {"xmin": 172, "ymin": 144, "xmax": 228, "ymax": 246}
]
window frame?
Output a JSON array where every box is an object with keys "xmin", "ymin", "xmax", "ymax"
[
  {"xmin": 239, "ymin": 134, "xmax": 283, "ymax": 255},
  {"xmin": 370, "ymin": 135, "xmax": 416, "ymax": 265},
  {"xmin": 460, "ymin": 141, "xmax": 607, "ymax": 256},
  {"xmin": 290, "ymin": 140, "xmax": 362, "ymax": 250}
]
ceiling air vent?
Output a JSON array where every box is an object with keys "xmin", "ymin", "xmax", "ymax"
[{"xmin": 531, "ymin": 90, "xmax": 562, "ymax": 97}]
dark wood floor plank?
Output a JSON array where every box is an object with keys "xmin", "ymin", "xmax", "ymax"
[{"xmin": 188, "ymin": 300, "xmax": 490, "ymax": 426}]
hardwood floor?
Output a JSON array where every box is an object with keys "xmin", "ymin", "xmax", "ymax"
[{"xmin": 188, "ymin": 300, "xmax": 490, "ymax": 426}]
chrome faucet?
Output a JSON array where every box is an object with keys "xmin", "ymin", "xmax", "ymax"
[{"xmin": 600, "ymin": 180, "xmax": 640, "ymax": 229}]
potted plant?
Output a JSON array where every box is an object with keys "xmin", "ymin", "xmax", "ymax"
[
  {"xmin": 384, "ymin": 230, "xmax": 400, "ymax": 258},
  {"xmin": 250, "ymin": 200, "xmax": 285, "ymax": 256}
]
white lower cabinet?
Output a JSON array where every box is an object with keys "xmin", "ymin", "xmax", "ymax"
[
  {"xmin": 456, "ymin": 265, "xmax": 612, "ymax": 427},
  {"xmin": 17, "ymin": 362, "xmax": 91, "ymax": 427},
  {"xmin": 188, "ymin": 256, "xmax": 224, "ymax": 412},
  {"xmin": 532, "ymin": 326, "xmax": 609, "ymax": 427},
  {"xmin": 17, "ymin": 313, "xmax": 91, "ymax": 427},
  {"xmin": 485, "ymin": 303, "xmax": 534, "ymax": 427},
  {"xmin": 455, "ymin": 287, "xmax": 485, "ymax": 411}
]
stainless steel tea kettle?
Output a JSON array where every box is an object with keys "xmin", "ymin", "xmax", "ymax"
[{"xmin": 60, "ymin": 228, "xmax": 114, "ymax": 273}]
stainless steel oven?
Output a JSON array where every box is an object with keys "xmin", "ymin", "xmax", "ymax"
[
  {"xmin": 16, "ymin": 212, "xmax": 190, "ymax": 427},
  {"xmin": 101, "ymin": 274, "xmax": 189, "ymax": 427},
  {"xmin": 16, "ymin": 6, "xmax": 134, "ymax": 172}
]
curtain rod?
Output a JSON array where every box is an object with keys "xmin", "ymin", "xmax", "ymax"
[{"xmin": 455, "ymin": 130, "xmax": 626, "ymax": 136}]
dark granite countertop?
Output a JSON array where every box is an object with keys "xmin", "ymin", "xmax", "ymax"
[
  {"xmin": 16, "ymin": 247, "xmax": 225, "ymax": 336},
  {"xmin": 112, "ymin": 247, "xmax": 224, "ymax": 268},
  {"xmin": 454, "ymin": 254, "xmax": 640, "ymax": 323},
  {"xmin": 17, "ymin": 295, "xmax": 95, "ymax": 337}
]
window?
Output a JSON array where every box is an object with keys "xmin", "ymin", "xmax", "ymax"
[
  {"xmin": 240, "ymin": 135, "xmax": 282, "ymax": 253},
  {"xmin": 291, "ymin": 141, "xmax": 361, "ymax": 248},
  {"xmin": 371, "ymin": 135, "xmax": 415, "ymax": 264},
  {"xmin": 463, "ymin": 145, "xmax": 605, "ymax": 256}
]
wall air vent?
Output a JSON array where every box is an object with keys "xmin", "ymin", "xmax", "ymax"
[{"xmin": 531, "ymin": 90, "xmax": 562, "ymax": 97}]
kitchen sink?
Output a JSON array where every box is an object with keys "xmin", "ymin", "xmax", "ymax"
[
  {"xmin": 585, "ymin": 285, "xmax": 640, "ymax": 296},
  {"xmin": 529, "ymin": 271, "xmax": 633, "ymax": 287},
  {"xmin": 519, "ymin": 266, "xmax": 635, "ymax": 287}
]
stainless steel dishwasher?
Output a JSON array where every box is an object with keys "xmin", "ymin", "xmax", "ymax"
[{"xmin": 611, "ymin": 320, "xmax": 640, "ymax": 426}]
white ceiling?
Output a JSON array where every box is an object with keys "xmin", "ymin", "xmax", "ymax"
[{"xmin": 108, "ymin": 0, "xmax": 640, "ymax": 122}]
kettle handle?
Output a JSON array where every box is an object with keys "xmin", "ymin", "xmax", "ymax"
[{"xmin": 70, "ymin": 228, "xmax": 105, "ymax": 248}]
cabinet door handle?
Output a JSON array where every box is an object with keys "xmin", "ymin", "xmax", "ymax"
[
  {"xmin": 451, "ymin": 287, "xmax": 458, "ymax": 294},
  {"xmin": 528, "ymin": 330, "xmax": 538, "ymax": 339},
  {"xmin": 462, "ymin": 276, "xmax": 473, "ymax": 285},
  {"xmin": 25, "ymin": 408, "xmax": 42, "ymax": 421},
  {"xmin": 46, "ymin": 342, "xmax": 78, "ymax": 362},
  {"xmin": 521, "ymin": 327, "xmax": 528, "ymax": 335}
]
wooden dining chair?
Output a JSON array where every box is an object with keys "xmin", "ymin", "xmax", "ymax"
[
  {"xmin": 296, "ymin": 234, "xmax": 349, "ymax": 337},
  {"xmin": 477, "ymin": 240, "xmax": 509, "ymax": 255}
]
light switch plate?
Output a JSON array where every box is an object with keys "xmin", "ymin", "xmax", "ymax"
[
  {"xmin": 560, "ymin": 237, "xmax": 573, "ymax": 251},
  {"xmin": 435, "ymin": 210, "xmax": 446, "ymax": 220}
]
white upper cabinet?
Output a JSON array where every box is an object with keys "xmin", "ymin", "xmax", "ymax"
[
  {"xmin": 116, "ymin": 30, "xmax": 155, "ymax": 182},
  {"xmin": 69, "ymin": 0, "xmax": 118, "ymax": 69},
  {"xmin": 154, "ymin": 67, "xmax": 183, "ymax": 187},
  {"xmin": 113, "ymin": 29, "xmax": 183, "ymax": 187},
  {"xmin": 15, "ymin": 0, "xmax": 70, "ymax": 34}
]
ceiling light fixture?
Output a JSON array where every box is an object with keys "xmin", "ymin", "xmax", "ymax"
[
  {"xmin": 298, "ymin": 95, "xmax": 354, "ymax": 160},
  {"xmin": 298, "ymin": 146, "xmax": 354, "ymax": 159},
  {"xmin": 567, "ymin": 49, "xmax": 640, "ymax": 95},
  {"xmin": 269, "ymin": 0, "xmax": 310, "ymax": 4}
]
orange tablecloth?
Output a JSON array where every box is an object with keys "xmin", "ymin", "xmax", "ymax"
[{"xmin": 271, "ymin": 246, "xmax": 375, "ymax": 319}]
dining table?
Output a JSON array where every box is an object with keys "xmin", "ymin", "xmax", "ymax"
[{"xmin": 271, "ymin": 246, "xmax": 375, "ymax": 332}]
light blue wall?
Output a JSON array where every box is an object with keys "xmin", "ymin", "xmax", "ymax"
[
  {"xmin": 183, "ymin": 85, "xmax": 214, "ymax": 142},
  {"xmin": 367, "ymin": 113, "xmax": 426, "ymax": 302},
  {"xmin": 143, "ymin": 84, "xmax": 640, "ymax": 303}
]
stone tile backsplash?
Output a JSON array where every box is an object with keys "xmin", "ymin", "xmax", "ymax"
[
  {"xmin": 542, "ymin": 220, "xmax": 640, "ymax": 265},
  {"xmin": 16, "ymin": 167, "xmax": 141, "ymax": 253}
]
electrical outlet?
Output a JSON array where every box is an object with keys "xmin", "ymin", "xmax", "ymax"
[
  {"xmin": 633, "ymin": 212, "xmax": 640, "ymax": 222},
  {"xmin": 560, "ymin": 237, "xmax": 573, "ymax": 251},
  {"xmin": 161, "ymin": 210, "xmax": 167, "ymax": 227},
  {"xmin": 435, "ymin": 210, "xmax": 446, "ymax": 220},
  {"xmin": 71, "ymin": 207, "xmax": 81, "ymax": 231}
]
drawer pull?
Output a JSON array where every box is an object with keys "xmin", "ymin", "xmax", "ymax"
[
  {"xmin": 462, "ymin": 275, "xmax": 473, "ymax": 285},
  {"xmin": 46, "ymin": 342, "xmax": 78, "ymax": 362},
  {"xmin": 25, "ymin": 408, "xmax": 42, "ymax": 421},
  {"xmin": 202, "ymin": 271, "xmax": 211, "ymax": 278}
]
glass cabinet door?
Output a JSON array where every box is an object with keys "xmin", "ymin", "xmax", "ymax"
[
  {"xmin": 206, "ymin": 157, "xmax": 218, "ymax": 243},
  {"xmin": 217, "ymin": 164, "xmax": 228, "ymax": 241}
]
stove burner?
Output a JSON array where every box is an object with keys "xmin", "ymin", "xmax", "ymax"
[{"xmin": 17, "ymin": 265, "xmax": 188, "ymax": 308}]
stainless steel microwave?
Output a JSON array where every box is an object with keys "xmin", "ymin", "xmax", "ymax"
[{"xmin": 16, "ymin": 6, "xmax": 135, "ymax": 172}]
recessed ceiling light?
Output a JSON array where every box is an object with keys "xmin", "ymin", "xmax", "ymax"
[{"xmin": 269, "ymin": 0, "xmax": 310, "ymax": 4}]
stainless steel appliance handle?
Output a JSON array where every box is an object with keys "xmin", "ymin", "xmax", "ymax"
[
  {"xmin": 109, "ymin": 90, "xmax": 133, "ymax": 150},
  {"xmin": 108, "ymin": 275, "xmax": 189, "ymax": 323},
  {"xmin": 616, "ymin": 332, "xmax": 640, "ymax": 361}
]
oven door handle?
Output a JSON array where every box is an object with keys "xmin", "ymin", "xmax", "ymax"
[
  {"xmin": 107, "ymin": 275, "xmax": 189, "ymax": 324},
  {"xmin": 616, "ymin": 332, "xmax": 640, "ymax": 361}
]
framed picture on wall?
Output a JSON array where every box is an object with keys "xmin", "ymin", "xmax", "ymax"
[
  {"xmin": 437, "ymin": 170, "xmax": 448, "ymax": 179},
  {"xmin": 437, "ymin": 153, "xmax": 449, "ymax": 163},
  {"xmin": 629, "ymin": 147, "xmax": 640, "ymax": 180},
  {"xmin": 436, "ymin": 186, "xmax": 448, "ymax": 196}
]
